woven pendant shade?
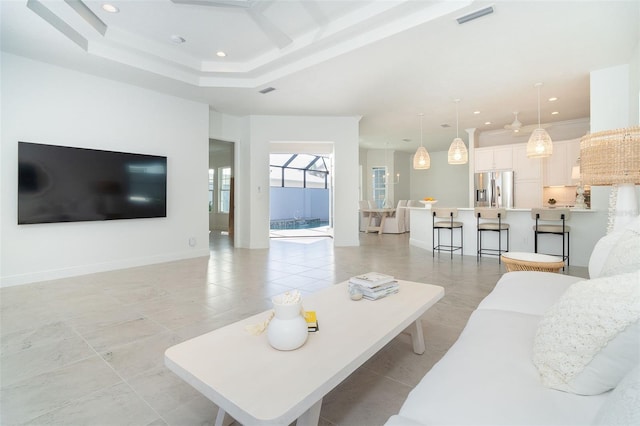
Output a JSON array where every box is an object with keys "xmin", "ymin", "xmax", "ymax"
[
  {"xmin": 580, "ymin": 126, "xmax": 640, "ymax": 185},
  {"xmin": 413, "ymin": 113, "xmax": 430, "ymax": 170},
  {"xmin": 413, "ymin": 146, "xmax": 430, "ymax": 169},
  {"xmin": 526, "ymin": 128, "xmax": 553, "ymax": 158},
  {"xmin": 526, "ymin": 83, "xmax": 553, "ymax": 159},
  {"xmin": 447, "ymin": 99, "xmax": 468, "ymax": 165},
  {"xmin": 448, "ymin": 137, "xmax": 468, "ymax": 164}
]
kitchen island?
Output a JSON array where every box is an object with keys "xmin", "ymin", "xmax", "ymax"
[{"xmin": 408, "ymin": 206, "xmax": 606, "ymax": 267}]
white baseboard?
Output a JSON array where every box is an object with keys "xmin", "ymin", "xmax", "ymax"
[{"xmin": 0, "ymin": 249, "xmax": 210, "ymax": 288}]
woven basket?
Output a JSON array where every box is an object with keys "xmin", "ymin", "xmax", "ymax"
[{"xmin": 501, "ymin": 255, "xmax": 564, "ymax": 273}]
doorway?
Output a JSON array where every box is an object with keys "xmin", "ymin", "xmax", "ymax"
[
  {"xmin": 269, "ymin": 143, "xmax": 334, "ymax": 239},
  {"xmin": 208, "ymin": 139, "xmax": 234, "ymax": 237}
]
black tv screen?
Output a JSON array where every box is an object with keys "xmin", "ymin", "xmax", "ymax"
[{"xmin": 18, "ymin": 142, "xmax": 167, "ymax": 224}]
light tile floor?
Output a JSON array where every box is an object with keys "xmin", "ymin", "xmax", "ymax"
[{"xmin": 0, "ymin": 232, "xmax": 588, "ymax": 425}]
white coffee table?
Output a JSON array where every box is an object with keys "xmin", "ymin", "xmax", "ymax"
[{"xmin": 165, "ymin": 280, "xmax": 444, "ymax": 426}]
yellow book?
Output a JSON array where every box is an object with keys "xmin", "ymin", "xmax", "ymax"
[{"xmin": 305, "ymin": 311, "xmax": 319, "ymax": 332}]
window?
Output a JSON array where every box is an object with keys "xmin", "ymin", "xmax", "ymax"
[
  {"xmin": 218, "ymin": 167, "xmax": 231, "ymax": 213},
  {"xmin": 208, "ymin": 169, "xmax": 215, "ymax": 212},
  {"xmin": 269, "ymin": 153, "xmax": 329, "ymax": 188},
  {"xmin": 372, "ymin": 166, "xmax": 388, "ymax": 208}
]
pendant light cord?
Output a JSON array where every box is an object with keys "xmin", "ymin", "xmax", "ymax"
[
  {"xmin": 536, "ymin": 83, "xmax": 542, "ymax": 127},
  {"xmin": 420, "ymin": 113, "xmax": 424, "ymax": 147},
  {"xmin": 455, "ymin": 100, "xmax": 460, "ymax": 138}
]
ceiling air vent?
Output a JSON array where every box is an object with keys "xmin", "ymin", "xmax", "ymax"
[
  {"xmin": 259, "ymin": 87, "xmax": 276, "ymax": 94},
  {"xmin": 441, "ymin": 124, "xmax": 451, "ymax": 128},
  {"xmin": 456, "ymin": 6, "xmax": 494, "ymax": 24}
]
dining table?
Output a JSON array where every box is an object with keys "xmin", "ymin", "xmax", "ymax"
[{"xmin": 360, "ymin": 208, "xmax": 396, "ymax": 234}]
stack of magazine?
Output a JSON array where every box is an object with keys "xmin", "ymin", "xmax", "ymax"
[{"xmin": 348, "ymin": 272, "xmax": 399, "ymax": 300}]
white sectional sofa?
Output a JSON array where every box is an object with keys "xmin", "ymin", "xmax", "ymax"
[{"xmin": 386, "ymin": 218, "xmax": 640, "ymax": 426}]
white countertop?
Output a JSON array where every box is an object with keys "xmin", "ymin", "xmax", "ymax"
[{"xmin": 409, "ymin": 206, "xmax": 596, "ymax": 213}]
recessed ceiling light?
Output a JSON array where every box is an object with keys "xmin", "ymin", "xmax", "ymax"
[
  {"xmin": 548, "ymin": 97, "xmax": 558, "ymax": 102},
  {"xmin": 102, "ymin": 3, "xmax": 119, "ymax": 13},
  {"xmin": 170, "ymin": 35, "xmax": 186, "ymax": 44},
  {"xmin": 473, "ymin": 111, "xmax": 480, "ymax": 115},
  {"xmin": 551, "ymin": 111, "xmax": 559, "ymax": 115},
  {"xmin": 216, "ymin": 51, "xmax": 227, "ymax": 57},
  {"xmin": 484, "ymin": 121, "xmax": 492, "ymax": 125}
]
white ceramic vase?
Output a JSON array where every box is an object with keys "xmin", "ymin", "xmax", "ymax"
[{"xmin": 267, "ymin": 298, "xmax": 308, "ymax": 351}]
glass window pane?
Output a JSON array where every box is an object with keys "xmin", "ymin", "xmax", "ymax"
[
  {"xmin": 218, "ymin": 167, "xmax": 231, "ymax": 213},
  {"xmin": 270, "ymin": 154, "xmax": 293, "ymax": 167},
  {"xmin": 288, "ymin": 154, "xmax": 315, "ymax": 169},
  {"xmin": 284, "ymin": 168, "xmax": 304, "ymax": 188},
  {"xmin": 220, "ymin": 191, "xmax": 230, "ymax": 213},
  {"xmin": 306, "ymin": 170, "xmax": 326, "ymax": 188},
  {"xmin": 372, "ymin": 167, "xmax": 387, "ymax": 208},
  {"xmin": 307, "ymin": 157, "xmax": 327, "ymax": 173},
  {"xmin": 269, "ymin": 153, "xmax": 330, "ymax": 188},
  {"xmin": 209, "ymin": 169, "xmax": 214, "ymax": 211},
  {"xmin": 270, "ymin": 166, "xmax": 283, "ymax": 187}
]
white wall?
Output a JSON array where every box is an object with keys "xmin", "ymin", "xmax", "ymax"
[
  {"xmin": 394, "ymin": 151, "xmax": 411, "ymax": 202},
  {"xmin": 209, "ymin": 110, "xmax": 242, "ymax": 143},
  {"xmin": 591, "ymin": 65, "xmax": 632, "ymax": 132},
  {"xmin": 1, "ymin": 54, "xmax": 210, "ymax": 286},
  {"xmin": 363, "ymin": 149, "xmax": 411, "ymax": 207},
  {"xmin": 237, "ymin": 115, "xmax": 360, "ymax": 248},
  {"xmin": 410, "ymin": 151, "xmax": 470, "ymax": 207}
]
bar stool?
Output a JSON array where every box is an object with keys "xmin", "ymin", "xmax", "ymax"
[
  {"xmin": 475, "ymin": 208, "xmax": 509, "ymax": 263},
  {"xmin": 532, "ymin": 208, "xmax": 570, "ymax": 267},
  {"xmin": 432, "ymin": 208, "xmax": 463, "ymax": 258}
]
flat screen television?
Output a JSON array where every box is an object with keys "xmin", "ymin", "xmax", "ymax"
[{"xmin": 18, "ymin": 141, "xmax": 167, "ymax": 224}]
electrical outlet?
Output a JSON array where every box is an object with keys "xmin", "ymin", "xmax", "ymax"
[{"xmin": 188, "ymin": 237, "xmax": 197, "ymax": 247}]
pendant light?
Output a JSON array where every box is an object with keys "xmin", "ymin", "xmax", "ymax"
[
  {"xmin": 448, "ymin": 99, "xmax": 468, "ymax": 164},
  {"xmin": 526, "ymin": 82, "xmax": 553, "ymax": 158},
  {"xmin": 413, "ymin": 113, "xmax": 430, "ymax": 169}
]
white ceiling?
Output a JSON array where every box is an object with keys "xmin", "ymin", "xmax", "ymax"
[{"xmin": 2, "ymin": 0, "xmax": 638, "ymax": 153}]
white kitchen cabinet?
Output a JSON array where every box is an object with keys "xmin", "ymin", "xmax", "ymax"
[
  {"xmin": 512, "ymin": 143, "xmax": 543, "ymax": 208},
  {"xmin": 543, "ymin": 139, "xmax": 581, "ymax": 186},
  {"xmin": 512, "ymin": 143, "xmax": 542, "ymax": 181},
  {"xmin": 475, "ymin": 146, "xmax": 513, "ymax": 171}
]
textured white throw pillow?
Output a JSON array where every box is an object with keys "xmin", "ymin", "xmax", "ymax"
[
  {"xmin": 533, "ymin": 271, "xmax": 640, "ymax": 395},
  {"xmin": 589, "ymin": 231, "xmax": 623, "ymax": 278},
  {"xmin": 600, "ymin": 217, "xmax": 640, "ymax": 277}
]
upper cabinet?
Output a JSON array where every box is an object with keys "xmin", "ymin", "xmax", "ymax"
[
  {"xmin": 543, "ymin": 139, "xmax": 581, "ymax": 186},
  {"xmin": 474, "ymin": 146, "xmax": 513, "ymax": 171},
  {"xmin": 512, "ymin": 144, "xmax": 542, "ymax": 208},
  {"xmin": 512, "ymin": 143, "xmax": 542, "ymax": 181},
  {"xmin": 474, "ymin": 143, "xmax": 543, "ymax": 208}
]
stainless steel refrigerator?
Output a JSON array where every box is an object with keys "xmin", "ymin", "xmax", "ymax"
[{"xmin": 474, "ymin": 171, "xmax": 514, "ymax": 208}]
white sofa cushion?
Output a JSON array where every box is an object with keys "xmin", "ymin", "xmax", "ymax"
[
  {"xmin": 476, "ymin": 271, "xmax": 581, "ymax": 316},
  {"xmin": 600, "ymin": 217, "xmax": 640, "ymax": 277},
  {"xmin": 589, "ymin": 231, "xmax": 624, "ymax": 278},
  {"xmin": 533, "ymin": 271, "xmax": 640, "ymax": 395},
  {"xmin": 393, "ymin": 310, "xmax": 608, "ymax": 425},
  {"xmin": 593, "ymin": 364, "xmax": 640, "ymax": 426}
]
